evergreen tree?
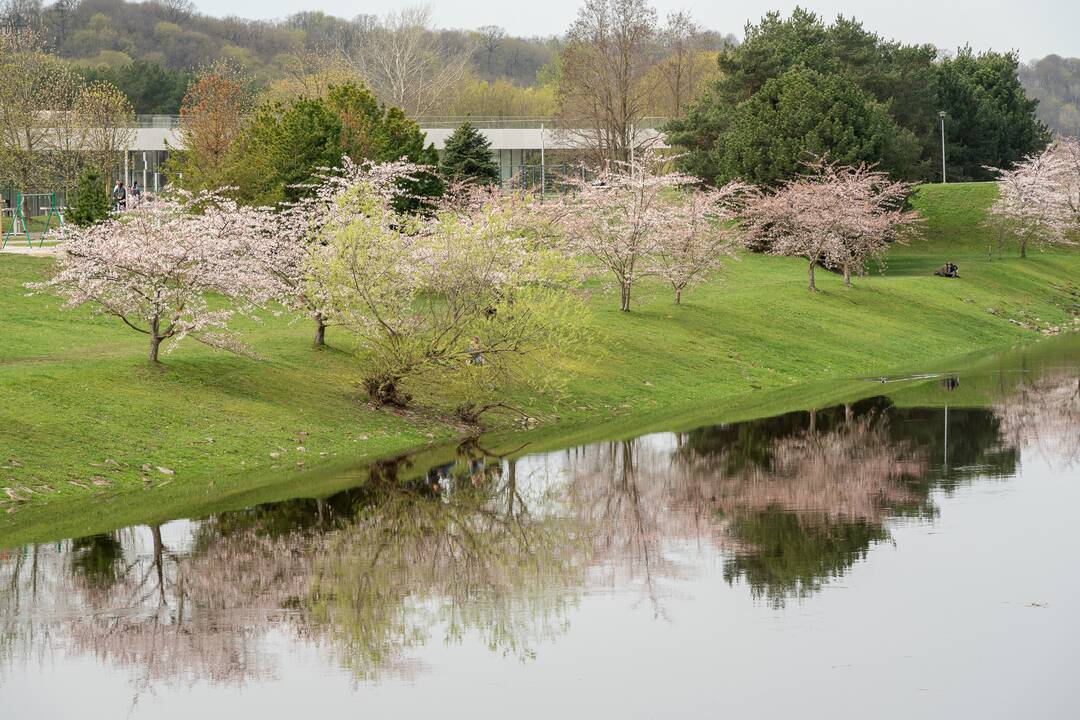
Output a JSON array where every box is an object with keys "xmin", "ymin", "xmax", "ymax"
[
  {"xmin": 667, "ymin": 9, "xmax": 1047, "ymax": 184},
  {"xmin": 327, "ymin": 82, "xmax": 443, "ymax": 212},
  {"xmin": 703, "ymin": 67, "xmax": 921, "ymax": 185},
  {"xmin": 936, "ymin": 48, "xmax": 1051, "ymax": 182},
  {"xmin": 440, "ymin": 122, "xmax": 500, "ymax": 185},
  {"xmin": 225, "ymin": 82, "xmax": 443, "ymax": 209},
  {"xmin": 68, "ymin": 168, "xmax": 110, "ymax": 227}
]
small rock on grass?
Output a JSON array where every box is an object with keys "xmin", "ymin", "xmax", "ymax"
[{"xmin": 156, "ymin": 467, "xmax": 175, "ymax": 476}]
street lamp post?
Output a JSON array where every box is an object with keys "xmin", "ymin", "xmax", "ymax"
[{"xmin": 939, "ymin": 111, "xmax": 947, "ymax": 184}]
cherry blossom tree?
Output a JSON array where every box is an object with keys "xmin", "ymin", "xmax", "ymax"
[
  {"xmin": 235, "ymin": 157, "xmax": 426, "ymax": 347},
  {"xmin": 988, "ymin": 141, "xmax": 1078, "ymax": 258},
  {"xmin": 1055, "ymin": 136, "xmax": 1080, "ymax": 223},
  {"xmin": 741, "ymin": 158, "xmax": 919, "ymax": 291},
  {"xmin": 653, "ymin": 181, "xmax": 750, "ymax": 304},
  {"xmin": 555, "ymin": 154, "xmax": 698, "ymax": 311},
  {"xmin": 28, "ymin": 191, "xmax": 258, "ymax": 363}
]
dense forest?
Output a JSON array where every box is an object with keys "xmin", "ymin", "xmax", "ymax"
[{"xmin": 0, "ymin": 0, "xmax": 734, "ymax": 114}]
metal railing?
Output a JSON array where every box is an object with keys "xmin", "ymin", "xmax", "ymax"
[
  {"xmin": 134, "ymin": 114, "xmax": 180, "ymax": 128},
  {"xmin": 501, "ymin": 164, "xmax": 598, "ymax": 196},
  {"xmin": 412, "ymin": 116, "xmax": 671, "ymax": 130}
]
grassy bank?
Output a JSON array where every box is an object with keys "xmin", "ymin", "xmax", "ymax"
[{"xmin": 1, "ymin": 181, "xmax": 1078, "ymax": 542}]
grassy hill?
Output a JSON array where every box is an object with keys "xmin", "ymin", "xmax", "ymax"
[{"xmin": 1, "ymin": 181, "xmax": 1077, "ymax": 543}]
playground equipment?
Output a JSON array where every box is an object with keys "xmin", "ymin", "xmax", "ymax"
[{"xmin": 1, "ymin": 192, "xmax": 65, "ymax": 249}]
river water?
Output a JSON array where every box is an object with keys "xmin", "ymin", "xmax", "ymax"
[{"xmin": 2, "ymin": 338, "xmax": 1078, "ymax": 719}]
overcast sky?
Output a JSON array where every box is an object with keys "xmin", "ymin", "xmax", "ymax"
[{"xmin": 193, "ymin": 1, "xmax": 1077, "ymax": 61}]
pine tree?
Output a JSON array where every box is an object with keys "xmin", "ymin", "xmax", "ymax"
[
  {"xmin": 68, "ymin": 167, "xmax": 110, "ymax": 227},
  {"xmin": 440, "ymin": 121, "xmax": 500, "ymax": 186}
]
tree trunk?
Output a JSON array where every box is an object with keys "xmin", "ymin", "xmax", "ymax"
[
  {"xmin": 620, "ymin": 282, "xmax": 632, "ymax": 312},
  {"xmin": 807, "ymin": 260, "xmax": 817, "ymax": 292},
  {"xmin": 149, "ymin": 316, "xmax": 162, "ymax": 363},
  {"xmin": 674, "ymin": 286, "xmax": 682, "ymax": 305},
  {"xmin": 1020, "ymin": 239, "xmax": 1027, "ymax": 258},
  {"xmin": 314, "ymin": 314, "xmax": 326, "ymax": 347},
  {"xmin": 843, "ymin": 264, "xmax": 851, "ymax": 287}
]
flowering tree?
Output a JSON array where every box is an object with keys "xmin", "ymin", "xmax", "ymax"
[
  {"xmin": 653, "ymin": 182, "xmax": 750, "ymax": 304},
  {"xmin": 309, "ymin": 164, "xmax": 585, "ymax": 414},
  {"xmin": 556, "ymin": 155, "xmax": 697, "ymax": 311},
  {"xmin": 988, "ymin": 141, "xmax": 1076, "ymax": 258},
  {"xmin": 28, "ymin": 191, "xmax": 257, "ymax": 363},
  {"xmin": 741, "ymin": 158, "xmax": 919, "ymax": 291},
  {"xmin": 236, "ymin": 157, "xmax": 426, "ymax": 347}
]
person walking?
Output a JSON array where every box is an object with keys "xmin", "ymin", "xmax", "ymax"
[
  {"xmin": 111, "ymin": 180, "xmax": 126, "ymax": 211},
  {"xmin": 130, "ymin": 180, "xmax": 142, "ymax": 206}
]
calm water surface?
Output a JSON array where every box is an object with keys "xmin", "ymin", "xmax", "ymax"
[{"xmin": 2, "ymin": 339, "xmax": 1079, "ymax": 719}]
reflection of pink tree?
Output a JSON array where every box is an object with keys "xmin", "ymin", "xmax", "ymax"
[
  {"xmin": 686, "ymin": 412, "xmax": 927, "ymax": 524},
  {"xmin": 564, "ymin": 410, "xmax": 930, "ymax": 607},
  {"xmin": 0, "ymin": 524, "xmax": 303, "ymax": 694},
  {"xmin": 995, "ymin": 367, "xmax": 1080, "ymax": 469}
]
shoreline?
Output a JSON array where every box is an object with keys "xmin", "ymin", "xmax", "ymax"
[
  {"xmin": 2, "ymin": 331, "xmax": 1076, "ymax": 548},
  {"xmin": 2, "ymin": 182, "xmax": 1079, "ymax": 545}
]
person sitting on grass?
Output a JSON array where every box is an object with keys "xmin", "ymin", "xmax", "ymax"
[{"xmin": 934, "ymin": 262, "xmax": 960, "ymax": 278}]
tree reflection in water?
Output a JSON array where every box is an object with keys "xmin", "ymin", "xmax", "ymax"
[{"xmin": 1, "ymin": 358, "xmax": 1076, "ymax": 689}]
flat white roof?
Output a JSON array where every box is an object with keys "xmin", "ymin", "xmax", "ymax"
[{"xmin": 128, "ymin": 126, "xmax": 667, "ymax": 153}]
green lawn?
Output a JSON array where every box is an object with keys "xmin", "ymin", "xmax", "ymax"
[
  {"xmin": 1, "ymin": 181, "xmax": 1078, "ymax": 543},
  {"xmin": 2, "ymin": 213, "xmax": 65, "ymax": 236}
]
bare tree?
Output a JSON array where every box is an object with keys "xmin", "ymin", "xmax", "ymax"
[
  {"xmin": 75, "ymin": 81, "xmax": 135, "ymax": 182},
  {"xmin": 654, "ymin": 11, "xmax": 715, "ymax": 118},
  {"xmin": 556, "ymin": 0, "xmax": 659, "ymax": 164},
  {"xmin": 0, "ymin": 0, "xmax": 42, "ymax": 33},
  {"xmin": 343, "ymin": 5, "xmax": 472, "ymax": 117},
  {"xmin": 42, "ymin": 0, "xmax": 76, "ymax": 47},
  {"xmin": 476, "ymin": 24, "xmax": 505, "ymax": 79},
  {"xmin": 153, "ymin": 0, "xmax": 195, "ymax": 24}
]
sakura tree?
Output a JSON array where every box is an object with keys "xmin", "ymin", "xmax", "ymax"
[
  {"xmin": 652, "ymin": 182, "xmax": 750, "ymax": 304},
  {"xmin": 555, "ymin": 153, "xmax": 698, "ymax": 311},
  {"xmin": 988, "ymin": 141, "xmax": 1077, "ymax": 258},
  {"xmin": 741, "ymin": 158, "xmax": 919, "ymax": 291},
  {"xmin": 239, "ymin": 157, "xmax": 427, "ymax": 347},
  {"xmin": 1055, "ymin": 136, "xmax": 1080, "ymax": 222},
  {"xmin": 28, "ymin": 191, "xmax": 257, "ymax": 363}
]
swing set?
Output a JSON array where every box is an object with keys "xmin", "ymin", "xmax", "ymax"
[{"xmin": 1, "ymin": 191, "xmax": 65, "ymax": 250}]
